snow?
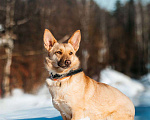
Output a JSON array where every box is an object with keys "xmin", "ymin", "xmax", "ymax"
[
  {"xmin": 0, "ymin": 85, "xmax": 60, "ymax": 120},
  {"xmin": 0, "ymin": 24, "xmax": 4, "ymax": 31},
  {"xmin": 0, "ymin": 68, "xmax": 150, "ymax": 119},
  {"xmin": 139, "ymin": 73, "xmax": 150, "ymax": 106},
  {"xmin": 0, "ymin": 85, "xmax": 52, "ymax": 114},
  {"xmin": 100, "ymin": 68, "xmax": 145, "ymax": 106},
  {"xmin": 0, "ymin": 107, "xmax": 61, "ymax": 120},
  {"xmin": 141, "ymin": 73, "xmax": 150, "ymax": 86}
]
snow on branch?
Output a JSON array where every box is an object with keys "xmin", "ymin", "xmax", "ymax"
[{"xmin": 0, "ymin": 38, "xmax": 14, "ymax": 49}]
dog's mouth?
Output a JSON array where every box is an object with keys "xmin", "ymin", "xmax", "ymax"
[{"xmin": 58, "ymin": 64, "xmax": 70, "ymax": 69}]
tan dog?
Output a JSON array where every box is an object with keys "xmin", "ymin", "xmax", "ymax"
[{"xmin": 44, "ymin": 29, "xmax": 135, "ymax": 120}]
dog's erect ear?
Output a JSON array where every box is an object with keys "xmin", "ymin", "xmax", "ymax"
[
  {"xmin": 68, "ymin": 30, "xmax": 81, "ymax": 52},
  {"xmin": 43, "ymin": 29, "xmax": 57, "ymax": 51}
]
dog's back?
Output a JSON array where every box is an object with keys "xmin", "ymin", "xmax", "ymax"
[{"xmin": 83, "ymin": 77, "xmax": 135, "ymax": 120}]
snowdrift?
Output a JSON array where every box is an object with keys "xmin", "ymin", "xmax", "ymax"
[{"xmin": 0, "ymin": 85, "xmax": 52, "ymax": 114}]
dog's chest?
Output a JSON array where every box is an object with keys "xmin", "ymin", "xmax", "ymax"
[
  {"xmin": 46, "ymin": 78, "xmax": 73, "ymax": 118},
  {"xmin": 47, "ymin": 83, "xmax": 72, "ymax": 118}
]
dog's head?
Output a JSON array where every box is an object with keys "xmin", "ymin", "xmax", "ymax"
[{"xmin": 43, "ymin": 29, "xmax": 81, "ymax": 74}]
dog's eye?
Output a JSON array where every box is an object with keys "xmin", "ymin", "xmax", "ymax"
[
  {"xmin": 69, "ymin": 52, "xmax": 73, "ymax": 55},
  {"xmin": 56, "ymin": 51, "xmax": 62, "ymax": 55}
]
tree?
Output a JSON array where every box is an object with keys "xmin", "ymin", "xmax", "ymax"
[
  {"xmin": 77, "ymin": 0, "xmax": 91, "ymax": 71},
  {"xmin": 0, "ymin": 0, "xmax": 38, "ymax": 97},
  {"xmin": 0, "ymin": 0, "xmax": 16, "ymax": 97}
]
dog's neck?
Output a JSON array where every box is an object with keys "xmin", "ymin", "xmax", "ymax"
[{"xmin": 49, "ymin": 68, "xmax": 83, "ymax": 81}]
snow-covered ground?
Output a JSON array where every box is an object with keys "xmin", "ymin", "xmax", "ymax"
[
  {"xmin": 0, "ymin": 85, "xmax": 52, "ymax": 114},
  {"xmin": 0, "ymin": 68, "xmax": 150, "ymax": 120},
  {"xmin": 139, "ymin": 73, "xmax": 150, "ymax": 106}
]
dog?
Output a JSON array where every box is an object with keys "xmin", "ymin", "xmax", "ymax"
[{"xmin": 44, "ymin": 29, "xmax": 135, "ymax": 120}]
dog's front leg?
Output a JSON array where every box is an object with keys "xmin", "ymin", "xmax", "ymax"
[
  {"xmin": 71, "ymin": 109, "xmax": 85, "ymax": 120},
  {"xmin": 60, "ymin": 112, "xmax": 68, "ymax": 120}
]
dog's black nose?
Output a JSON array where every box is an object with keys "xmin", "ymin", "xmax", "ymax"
[{"xmin": 65, "ymin": 60, "xmax": 71, "ymax": 66}]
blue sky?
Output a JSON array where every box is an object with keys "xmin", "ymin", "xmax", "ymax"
[
  {"xmin": 94, "ymin": 0, "xmax": 150, "ymax": 11},
  {"xmin": 94, "ymin": 0, "xmax": 127, "ymax": 11}
]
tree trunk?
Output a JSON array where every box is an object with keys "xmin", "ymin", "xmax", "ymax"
[
  {"xmin": 2, "ymin": 47, "xmax": 13, "ymax": 97},
  {"xmin": 99, "ymin": 11, "xmax": 108, "ymax": 64},
  {"xmin": 1, "ymin": 0, "xmax": 16, "ymax": 97},
  {"xmin": 77, "ymin": 0, "xmax": 90, "ymax": 71}
]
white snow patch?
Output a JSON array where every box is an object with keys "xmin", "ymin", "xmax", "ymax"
[
  {"xmin": 139, "ymin": 73, "xmax": 150, "ymax": 106},
  {"xmin": 0, "ymin": 107, "xmax": 61, "ymax": 120},
  {"xmin": 100, "ymin": 68, "xmax": 145, "ymax": 106},
  {"xmin": 141, "ymin": 73, "xmax": 150, "ymax": 85},
  {"xmin": 0, "ymin": 85, "xmax": 52, "ymax": 114}
]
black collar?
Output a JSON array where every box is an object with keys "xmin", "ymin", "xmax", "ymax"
[{"xmin": 49, "ymin": 68, "xmax": 83, "ymax": 80}]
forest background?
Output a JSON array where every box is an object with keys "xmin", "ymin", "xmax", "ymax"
[{"xmin": 0, "ymin": 0, "xmax": 149, "ymax": 97}]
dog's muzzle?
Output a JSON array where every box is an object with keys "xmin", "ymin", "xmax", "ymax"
[{"xmin": 58, "ymin": 60, "xmax": 71, "ymax": 69}]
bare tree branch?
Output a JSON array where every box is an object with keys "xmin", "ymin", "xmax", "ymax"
[
  {"xmin": 0, "ymin": 50, "xmax": 45, "ymax": 60},
  {"xmin": 59, "ymin": 35, "xmax": 70, "ymax": 43},
  {"xmin": 12, "ymin": 8, "xmax": 39, "ymax": 27},
  {"xmin": 16, "ymin": 18, "xmax": 30, "ymax": 26}
]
